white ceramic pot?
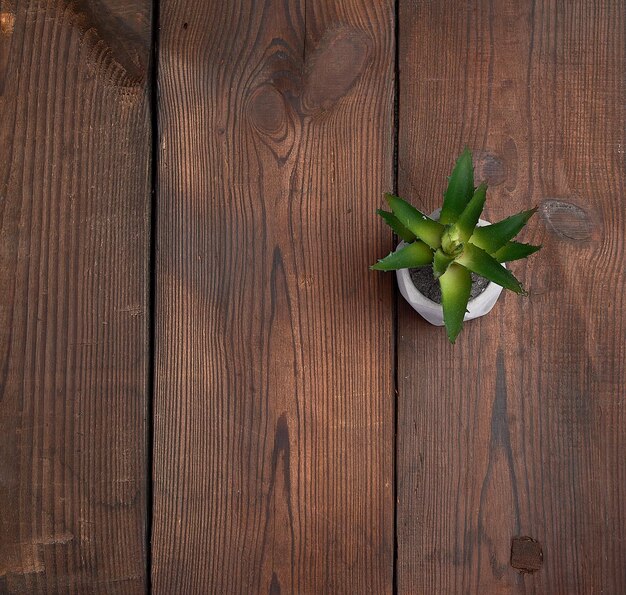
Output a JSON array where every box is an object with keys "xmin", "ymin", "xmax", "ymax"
[{"xmin": 395, "ymin": 209, "xmax": 506, "ymax": 326}]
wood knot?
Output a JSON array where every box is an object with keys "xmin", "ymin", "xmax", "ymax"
[
  {"xmin": 303, "ymin": 28, "xmax": 370, "ymax": 112},
  {"xmin": 0, "ymin": 11, "xmax": 13, "ymax": 94},
  {"xmin": 247, "ymin": 85, "xmax": 287, "ymax": 135},
  {"xmin": 0, "ymin": 11, "xmax": 15, "ymax": 34},
  {"xmin": 540, "ymin": 199, "xmax": 594, "ymax": 241},
  {"xmin": 511, "ymin": 536, "xmax": 543, "ymax": 573},
  {"xmin": 474, "ymin": 151, "xmax": 506, "ymax": 186}
]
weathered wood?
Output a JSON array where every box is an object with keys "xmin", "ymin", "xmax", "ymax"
[
  {"xmin": 153, "ymin": 1, "xmax": 394, "ymax": 592},
  {"xmin": 0, "ymin": 0, "xmax": 151, "ymax": 591},
  {"xmin": 397, "ymin": 0, "xmax": 626, "ymax": 592}
]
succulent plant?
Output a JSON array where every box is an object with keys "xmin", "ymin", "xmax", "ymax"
[{"xmin": 371, "ymin": 148, "xmax": 540, "ymax": 343}]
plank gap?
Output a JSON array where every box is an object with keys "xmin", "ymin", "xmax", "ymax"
[
  {"xmin": 147, "ymin": 0, "xmax": 161, "ymax": 590},
  {"xmin": 392, "ymin": 1, "xmax": 401, "ymax": 594}
]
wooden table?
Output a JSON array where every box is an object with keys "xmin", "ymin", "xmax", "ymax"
[{"xmin": 1, "ymin": 1, "xmax": 624, "ymax": 592}]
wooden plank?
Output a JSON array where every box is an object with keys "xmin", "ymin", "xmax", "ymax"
[
  {"xmin": 0, "ymin": 0, "xmax": 151, "ymax": 591},
  {"xmin": 397, "ymin": 0, "xmax": 626, "ymax": 592},
  {"xmin": 153, "ymin": 1, "xmax": 394, "ymax": 592}
]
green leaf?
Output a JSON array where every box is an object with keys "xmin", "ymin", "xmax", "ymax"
[
  {"xmin": 454, "ymin": 182, "xmax": 487, "ymax": 242},
  {"xmin": 376, "ymin": 209, "xmax": 416, "ymax": 243},
  {"xmin": 440, "ymin": 263, "xmax": 472, "ymax": 343},
  {"xmin": 439, "ymin": 148, "xmax": 475, "ymax": 225},
  {"xmin": 494, "ymin": 241, "xmax": 541, "ymax": 263},
  {"xmin": 457, "ymin": 243, "xmax": 525, "ymax": 294},
  {"xmin": 371, "ymin": 240, "xmax": 434, "ymax": 271},
  {"xmin": 432, "ymin": 248, "xmax": 455, "ymax": 278},
  {"xmin": 385, "ymin": 194, "xmax": 444, "ymax": 249},
  {"xmin": 470, "ymin": 207, "xmax": 538, "ymax": 253}
]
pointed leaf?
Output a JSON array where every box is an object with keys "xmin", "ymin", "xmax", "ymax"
[
  {"xmin": 470, "ymin": 207, "xmax": 538, "ymax": 253},
  {"xmin": 439, "ymin": 148, "xmax": 474, "ymax": 225},
  {"xmin": 454, "ymin": 182, "xmax": 487, "ymax": 242},
  {"xmin": 376, "ymin": 209, "xmax": 416, "ymax": 242},
  {"xmin": 385, "ymin": 194, "xmax": 443, "ymax": 249},
  {"xmin": 440, "ymin": 263, "xmax": 472, "ymax": 343},
  {"xmin": 371, "ymin": 240, "xmax": 433, "ymax": 271},
  {"xmin": 457, "ymin": 243, "xmax": 525, "ymax": 294},
  {"xmin": 432, "ymin": 248, "xmax": 455, "ymax": 278},
  {"xmin": 494, "ymin": 241, "xmax": 541, "ymax": 263}
]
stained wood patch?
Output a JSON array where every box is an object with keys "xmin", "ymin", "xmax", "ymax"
[
  {"xmin": 397, "ymin": 0, "xmax": 626, "ymax": 593},
  {"xmin": 0, "ymin": 0, "xmax": 151, "ymax": 591},
  {"xmin": 152, "ymin": 1, "xmax": 395, "ymax": 592}
]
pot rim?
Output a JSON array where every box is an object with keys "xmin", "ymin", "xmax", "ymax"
[{"xmin": 395, "ymin": 248, "xmax": 506, "ymax": 308}]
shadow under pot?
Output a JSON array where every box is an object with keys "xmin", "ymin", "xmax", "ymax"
[{"xmin": 395, "ymin": 209, "xmax": 506, "ymax": 326}]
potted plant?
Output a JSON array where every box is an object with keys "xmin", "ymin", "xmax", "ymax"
[{"xmin": 371, "ymin": 148, "xmax": 540, "ymax": 343}]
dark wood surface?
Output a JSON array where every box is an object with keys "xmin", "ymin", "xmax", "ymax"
[
  {"xmin": 152, "ymin": 0, "xmax": 394, "ymax": 592},
  {"xmin": 2, "ymin": 0, "xmax": 626, "ymax": 593},
  {"xmin": 0, "ymin": 0, "xmax": 151, "ymax": 592},
  {"xmin": 397, "ymin": 0, "xmax": 626, "ymax": 593}
]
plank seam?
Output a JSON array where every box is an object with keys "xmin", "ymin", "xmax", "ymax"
[
  {"xmin": 392, "ymin": 0, "xmax": 400, "ymax": 593},
  {"xmin": 147, "ymin": 0, "xmax": 160, "ymax": 589}
]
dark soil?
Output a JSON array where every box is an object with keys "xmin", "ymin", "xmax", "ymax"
[{"xmin": 409, "ymin": 266, "xmax": 490, "ymax": 304}]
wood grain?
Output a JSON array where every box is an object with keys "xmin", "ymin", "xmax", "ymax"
[
  {"xmin": 153, "ymin": 0, "xmax": 394, "ymax": 592},
  {"xmin": 0, "ymin": 0, "xmax": 151, "ymax": 592},
  {"xmin": 397, "ymin": 0, "xmax": 626, "ymax": 593}
]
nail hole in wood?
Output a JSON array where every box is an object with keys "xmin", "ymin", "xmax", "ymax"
[{"xmin": 511, "ymin": 536, "xmax": 543, "ymax": 574}]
